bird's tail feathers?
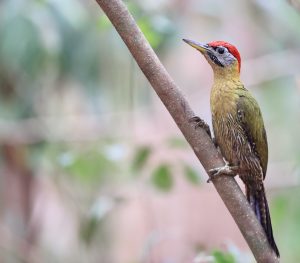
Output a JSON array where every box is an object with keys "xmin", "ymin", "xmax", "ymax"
[{"xmin": 246, "ymin": 184, "xmax": 280, "ymax": 257}]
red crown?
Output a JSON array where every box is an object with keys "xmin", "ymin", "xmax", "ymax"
[{"xmin": 208, "ymin": 41, "xmax": 241, "ymax": 72}]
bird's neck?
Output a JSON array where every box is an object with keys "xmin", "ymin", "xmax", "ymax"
[
  {"xmin": 212, "ymin": 67, "xmax": 241, "ymax": 84},
  {"xmin": 209, "ymin": 61, "xmax": 241, "ymax": 84},
  {"xmin": 210, "ymin": 68, "xmax": 243, "ymax": 119}
]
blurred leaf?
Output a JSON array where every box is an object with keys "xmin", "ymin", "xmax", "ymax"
[
  {"xmin": 138, "ymin": 18, "xmax": 162, "ymax": 49},
  {"xmin": 80, "ymin": 197, "xmax": 114, "ymax": 244},
  {"xmin": 126, "ymin": 1, "xmax": 139, "ymax": 17},
  {"xmin": 126, "ymin": 2, "xmax": 175, "ymax": 51},
  {"xmin": 97, "ymin": 15, "xmax": 111, "ymax": 30},
  {"xmin": 269, "ymin": 189, "xmax": 300, "ymax": 261},
  {"xmin": 167, "ymin": 137, "xmax": 188, "ymax": 148},
  {"xmin": 61, "ymin": 149, "xmax": 116, "ymax": 184},
  {"xmin": 0, "ymin": 16, "xmax": 45, "ymax": 78},
  {"xmin": 271, "ymin": 195, "xmax": 288, "ymax": 224},
  {"xmin": 184, "ymin": 164, "xmax": 202, "ymax": 185},
  {"xmin": 212, "ymin": 250, "xmax": 236, "ymax": 263},
  {"xmin": 151, "ymin": 164, "xmax": 173, "ymax": 191},
  {"xmin": 132, "ymin": 145, "xmax": 151, "ymax": 172},
  {"xmin": 80, "ymin": 216, "xmax": 99, "ymax": 244}
]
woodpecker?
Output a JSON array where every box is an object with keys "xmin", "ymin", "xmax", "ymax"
[{"xmin": 183, "ymin": 39, "xmax": 279, "ymax": 257}]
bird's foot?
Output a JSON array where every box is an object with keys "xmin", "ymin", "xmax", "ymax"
[
  {"xmin": 189, "ymin": 116, "xmax": 212, "ymax": 138},
  {"xmin": 207, "ymin": 164, "xmax": 238, "ymax": 183}
]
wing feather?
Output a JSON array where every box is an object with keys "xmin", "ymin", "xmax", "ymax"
[{"xmin": 236, "ymin": 92, "xmax": 268, "ymax": 179}]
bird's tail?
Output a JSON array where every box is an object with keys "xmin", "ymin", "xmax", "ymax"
[{"xmin": 246, "ymin": 183, "xmax": 280, "ymax": 257}]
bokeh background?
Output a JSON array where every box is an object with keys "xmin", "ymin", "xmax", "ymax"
[{"xmin": 0, "ymin": 0, "xmax": 300, "ymax": 262}]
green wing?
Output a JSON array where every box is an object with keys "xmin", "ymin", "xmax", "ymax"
[{"xmin": 237, "ymin": 90, "xmax": 268, "ymax": 179}]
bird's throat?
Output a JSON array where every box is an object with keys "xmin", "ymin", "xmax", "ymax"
[{"xmin": 212, "ymin": 66, "xmax": 240, "ymax": 83}]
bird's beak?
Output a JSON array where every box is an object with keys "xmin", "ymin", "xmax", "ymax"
[{"xmin": 182, "ymin": 39, "xmax": 210, "ymax": 54}]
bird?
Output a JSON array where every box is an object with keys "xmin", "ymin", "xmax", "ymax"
[{"xmin": 183, "ymin": 38, "xmax": 279, "ymax": 257}]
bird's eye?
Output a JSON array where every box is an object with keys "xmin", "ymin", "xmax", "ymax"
[{"xmin": 217, "ymin": 47, "xmax": 225, "ymax": 54}]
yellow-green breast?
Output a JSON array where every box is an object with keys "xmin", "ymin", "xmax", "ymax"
[{"xmin": 210, "ymin": 79, "xmax": 268, "ymax": 179}]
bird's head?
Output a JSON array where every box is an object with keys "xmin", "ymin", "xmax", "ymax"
[{"xmin": 183, "ymin": 39, "xmax": 241, "ymax": 76}]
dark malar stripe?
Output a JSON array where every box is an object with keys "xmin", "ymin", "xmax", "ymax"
[{"xmin": 208, "ymin": 52, "xmax": 224, "ymax": 67}]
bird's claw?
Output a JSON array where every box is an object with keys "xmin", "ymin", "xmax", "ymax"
[
  {"xmin": 189, "ymin": 116, "xmax": 212, "ymax": 138},
  {"xmin": 207, "ymin": 164, "xmax": 239, "ymax": 183}
]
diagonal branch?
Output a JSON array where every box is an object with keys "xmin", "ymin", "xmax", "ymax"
[{"xmin": 95, "ymin": 0, "xmax": 279, "ymax": 262}]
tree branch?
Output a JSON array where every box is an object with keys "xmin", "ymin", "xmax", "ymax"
[{"xmin": 95, "ymin": 0, "xmax": 279, "ymax": 262}]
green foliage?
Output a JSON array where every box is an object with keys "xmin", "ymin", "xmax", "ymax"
[
  {"xmin": 126, "ymin": 1, "xmax": 175, "ymax": 51},
  {"xmin": 52, "ymin": 8, "xmax": 102, "ymax": 86},
  {"xmin": 132, "ymin": 145, "xmax": 152, "ymax": 172},
  {"xmin": 97, "ymin": 15, "xmax": 111, "ymax": 30},
  {"xmin": 138, "ymin": 18, "xmax": 163, "ymax": 50},
  {"xmin": 167, "ymin": 137, "xmax": 189, "ymax": 148},
  {"xmin": 270, "ymin": 190, "xmax": 300, "ymax": 261},
  {"xmin": 137, "ymin": 15, "xmax": 174, "ymax": 50},
  {"xmin": 57, "ymin": 146, "xmax": 118, "ymax": 185},
  {"xmin": 0, "ymin": 14, "xmax": 46, "ymax": 118},
  {"xmin": 184, "ymin": 164, "xmax": 202, "ymax": 185},
  {"xmin": 80, "ymin": 197, "xmax": 115, "ymax": 245},
  {"xmin": 0, "ymin": 16, "xmax": 45, "ymax": 78},
  {"xmin": 130, "ymin": 142, "xmax": 203, "ymax": 189},
  {"xmin": 212, "ymin": 250, "xmax": 236, "ymax": 263},
  {"xmin": 80, "ymin": 215, "xmax": 99, "ymax": 244},
  {"xmin": 64, "ymin": 153, "xmax": 104, "ymax": 183},
  {"xmin": 151, "ymin": 164, "xmax": 173, "ymax": 191},
  {"xmin": 271, "ymin": 195, "xmax": 288, "ymax": 224}
]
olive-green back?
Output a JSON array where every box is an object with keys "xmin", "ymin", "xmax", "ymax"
[{"xmin": 236, "ymin": 88, "xmax": 268, "ymax": 178}]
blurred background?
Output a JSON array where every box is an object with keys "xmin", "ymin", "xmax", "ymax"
[{"xmin": 0, "ymin": 0, "xmax": 300, "ymax": 262}]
